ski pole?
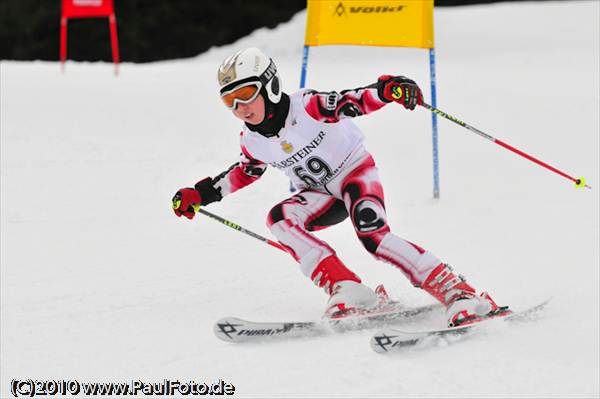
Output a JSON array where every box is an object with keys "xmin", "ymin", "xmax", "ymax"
[
  {"xmin": 192, "ymin": 205, "xmax": 287, "ymax": 252},
  {"xmin": 420, "ymin": 102, "xmax": 591, "ymax": 190}
]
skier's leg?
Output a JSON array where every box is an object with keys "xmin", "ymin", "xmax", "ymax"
[
  {"xmin": 340, "ymin": 156, "xmax": 500, "ymax": 325},
  {"xmin": 267, "ymin": 190, "xmax": 378, "ymax": 312},
  {"xmin": 267, "ymin": 190, "xmax": 355, "ymax": 289},
  {"xmin": 340, "ymin": 156, "xmax": 441, "ymax": 286}
]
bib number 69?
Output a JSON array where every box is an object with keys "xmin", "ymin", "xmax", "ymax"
[{"xmin": 293, "ymin": 156, "xmax": 332, "ymax": 187}]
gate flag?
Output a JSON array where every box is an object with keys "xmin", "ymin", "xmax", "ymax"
[
  {"xmin": 299, "ymin": 0, "xmax": 441, "ymax": 198},
  {"xmin": 60, "ymin": 0, "xmax": 120, "ymax": 75},
  {"xmin": 304, "ymin": 0, "xmax": 434, "ymax": 48}
]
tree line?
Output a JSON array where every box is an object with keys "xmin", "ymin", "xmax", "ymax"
[{"xmin": 0, "ymin": 0, "xmax": 563, "ymax": 62}]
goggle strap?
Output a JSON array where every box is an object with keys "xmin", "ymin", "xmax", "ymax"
[{"xmin": 219, "ymin": 58, "xmax": 277, "ymax": 95}]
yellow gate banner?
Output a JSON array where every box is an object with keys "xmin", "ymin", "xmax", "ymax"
[{"xmin": 304, "ymin": 0, "xmax": 434, "ymax": 48}]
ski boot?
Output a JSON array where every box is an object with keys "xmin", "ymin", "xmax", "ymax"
[
  {"xmin": 323, "ymin": 280, "xmax": 379, "ymax": 320},
  {"xmin": 308, "ymin": 255, "xmax": 376, "ymax": 319},
  {"xmin": 422, "ymin": 263, "xmax": 510, "ymax": 327}
]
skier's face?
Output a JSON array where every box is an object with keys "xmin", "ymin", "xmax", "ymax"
[{"xmin": 232, "ymin": 94, "xmax": 265, "ymax": 125}]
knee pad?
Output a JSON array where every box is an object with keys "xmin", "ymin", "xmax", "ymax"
[
  {"xmin": 352, "ymin": 196, "xmax": 386, "ymax": 233},
  {"xmin": 267, "ymin": 203, "xmax": 284, "ymax": 228},
  {"xmin": 351, "ymin": 196, "xmax": 390, "ymax": 254},
  {"xmin": 266, "ymin": 195, "xmax": 309, "ymax": 228}
]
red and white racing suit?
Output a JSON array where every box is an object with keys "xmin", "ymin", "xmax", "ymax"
[{"xmin": 211, "ymin": 84, "xmax": 441, "ymax": 288}]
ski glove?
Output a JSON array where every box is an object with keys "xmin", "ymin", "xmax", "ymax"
[
  {"xmin": 172, "ymin": 177, "xmax": 222, "ymax": 219},
  {"xmin": 377, "ymin": 75, "xmax": 423, "ymax": 110}
]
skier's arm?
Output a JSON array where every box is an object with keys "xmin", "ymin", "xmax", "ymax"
[
  {"xmin": 172, "ymin": 144, "xmax": 266, "ymax": 219},
  {"xmin": 302, "ymin": 75, "xmax": 423, "ymax": 123},
  {"xmin": 212, "ymin": 145, "xmax": 267, "ymax": 197}
]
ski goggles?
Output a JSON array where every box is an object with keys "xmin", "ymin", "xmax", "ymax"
[{"xmin": 220, "ymin": 81, "xmax": 262, "ymax": 110}]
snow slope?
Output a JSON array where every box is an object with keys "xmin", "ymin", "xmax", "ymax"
[{"xmin": 1, "ymin": 1, "xmax": 598, "ymax": 397}]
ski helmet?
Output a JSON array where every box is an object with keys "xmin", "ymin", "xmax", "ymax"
[{"xmin": 217, "ymin": 47, "xmax": 282, "ymax": 109}]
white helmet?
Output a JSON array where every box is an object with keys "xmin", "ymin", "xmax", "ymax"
[{"xmin": 217, "ymin": 47, "xmax": 282, "ymax": 106}]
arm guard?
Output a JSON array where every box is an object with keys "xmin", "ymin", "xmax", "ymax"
[
  {"xmin": 211, "ymin": 143, "xmax": 267, "ymax": 198},
  {"xmin": 302, "ymin": 83, "xmax": 388, "ymax": 123}
]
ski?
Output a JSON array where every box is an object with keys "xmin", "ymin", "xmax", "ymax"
[
  {"xmin": 370, "ymin": 298, "xmax": 551, "ymax": 354},
  {"xmin": 214, "ymin": 302, "xmax": 442, "ymax": 343}
]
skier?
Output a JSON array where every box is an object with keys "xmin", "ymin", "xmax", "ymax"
[{"xmin": 172, "ymin": 47, "xmax": 507, "ymax": 327}]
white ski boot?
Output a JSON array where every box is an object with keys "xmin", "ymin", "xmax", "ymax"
[{"xmin": 323, "ymin": 280, "xmax": 379, "ymax": 320}]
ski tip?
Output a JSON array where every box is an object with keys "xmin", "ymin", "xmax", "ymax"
[
  {"xmin": 524, "ymin": 297, "xmax": 552, "ymax": 311},
  {"xmin": 537, "ymin": 297, "xmax": 553, "ymax": 307}
]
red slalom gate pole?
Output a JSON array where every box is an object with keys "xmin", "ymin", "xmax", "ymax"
[{"xmin": 421, "ymin": 103, "xmax": 591, "ymax": 190}]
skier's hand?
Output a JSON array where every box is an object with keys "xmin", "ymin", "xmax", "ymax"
[
  {"xmin": 172, "ymin": 177, "xmax": 222, "ymax": 219},
  {"xmin": 172, "ymin": 188, "xmax": 202, "ymax": 219},
  {"xmin": 378, "ymin": 75, "xmax": 423, "ymax": 110}
]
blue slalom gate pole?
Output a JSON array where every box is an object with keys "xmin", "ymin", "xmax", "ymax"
[
  {"xmin": 429, "ymin": 47, "xmax": 440, "ymax": 199},
  {"xmin": 299, "ymin": 45, "xmax": 310, "ymax": 89}
]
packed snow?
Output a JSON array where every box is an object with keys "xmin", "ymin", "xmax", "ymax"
[{"xmin": 1, "ymin": 1, "xmax": 598, "ymax": 397}]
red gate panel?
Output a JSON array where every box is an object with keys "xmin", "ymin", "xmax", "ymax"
[{"xmin": 60, "ymin": 0, "xmax": 120, "ymax": 74}]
